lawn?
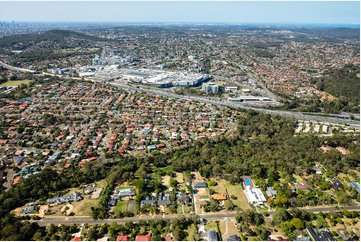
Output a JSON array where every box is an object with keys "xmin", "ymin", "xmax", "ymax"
[
  {"xmin": 126, "ymin": 200, "xmax": 136, "ymax": 213},
  {"xmin": 72, "ymin": 199, "xmax": 99, "ymax": 216},
  {"xmin": 114, "ymin": 200, "xmax": 128, "ymax": 214},
  {"xmin": 177, "ymin": 205, "xmax": 193, "ymax": 214},
  {"xmin": 95, "ymin": 179, "xmax": 107, "ymax": 188},
  {"xmin": 212, "ymin": 179, "xmax": 251, "ymax": 210},
  {"xmin": 157, "ymin": 166, "xmax": 173, "ymax": 174},
  {"xmin": 0, "ymin": 80, "xmax": 33, "ymax": 87},
  {"xmin": 205, "ymin": 220, "xmax": 218, "ymax": 231}
]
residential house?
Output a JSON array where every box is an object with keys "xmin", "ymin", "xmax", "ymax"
[
  {"xmin": 177, "ymin": 194, "xmax": 191, "ymax": 205},
  {"xmin": 116, "ymin": 235, "xmax": 129, "ymax": 241},
  {"xmin": 227, "ymin": 235, "xmax": 241, "ymax": 241},
  {"xmin": 158, "ymin": 193, "xmax": 171, "ymax": 206},
  {"xmin": 329, "ymin": 177, "xmax": 344, "ymax": 191},
  {"xmin": 46, "ymin": 192, "xmax": 83, "ymax": 205},
  {"xmin": 212, "ymin": 194, "xmax": 227, "ymax": 201},
  {"xmin": 207, "ymin": 230, "xmax": 219, "ymax": 241},
  {"xmin": 306, "ymin": 228, "xmax": 335, "ymax": 241},
  {"xmin": 135, "ymin": 235, "xmax": 151, "ymax": 241},
  {"xmin": 141, "ymin": 196, "xmax": 157, "ymax": 207},
  {"xmin": 266, "ymin": 186, "xmax": 277, "ymax": 200},
  {"xmin": 22, "ymin": 204, "xmax": 39, "ymax": 214},
  {"xmin": 244, "ymin": 186, "xmax": 267, "ymax": 205},
  {"xmin": 193, "ymin": 182, "xmax": 207, "ymax": 188}
]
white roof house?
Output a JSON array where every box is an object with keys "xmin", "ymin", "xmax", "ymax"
[{"xmin": 244, "ymin": 186, "xmax": 267, "ymax": 205}]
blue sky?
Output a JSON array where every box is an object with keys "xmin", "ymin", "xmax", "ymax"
[{"xmin": 0, "ymin": 1, "xmax": 359, "ymax": 25}]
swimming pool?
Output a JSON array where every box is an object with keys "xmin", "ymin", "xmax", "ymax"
[{"xmin": 244, "ymin": 177, "xmax": 252, "ymax": 187}]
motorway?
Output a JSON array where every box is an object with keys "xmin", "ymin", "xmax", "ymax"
[
  {"xmin": 0, "ymin": 60, "xmax": 35, "ymax": 73},
  {"xmin": 0, "ymin": 60, "xmax": 359, "ymax": 126},
  {"xmin": 109, "ymin": 82, "xmax": 360, "ymax": 126},
  {"xmin": 37, "ymin": 205, "xmax": 360, "ymax": 226}
]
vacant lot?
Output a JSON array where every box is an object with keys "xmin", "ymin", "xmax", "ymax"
[
  {"xmin": 219, "ymin": 219, "xmax": 239, "ymax": 240},
  {"xmin": 71, "ymin": 198, "xmax": 99, "ymax": 216},
  {"xmin": 0, "ymin": 80, "xmax": 33, "ymax": 87}
]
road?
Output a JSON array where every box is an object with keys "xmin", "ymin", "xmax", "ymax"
[
  {"xmin": 0, "ymin": 60, "xmax": 359, "ymax": 126},
  {"xmin": 0, "ymin": 60, "xmax": 36, "ymax": 73},
  {"xmin": 36, "ymin": 205, "xmax": 360, "ymax": 226}
]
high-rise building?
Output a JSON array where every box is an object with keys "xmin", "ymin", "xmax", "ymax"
[{"xmin": 202, "ymin": 83, "xmax": 219, "ymax": 93}]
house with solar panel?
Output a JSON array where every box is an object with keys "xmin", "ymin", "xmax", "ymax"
[{"xmin": 241, "ymin": 176, "xmax": 266, "ymax": 205}]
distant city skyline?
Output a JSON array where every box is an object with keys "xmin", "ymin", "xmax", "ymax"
[{"xmin": 0, "ymin": 1, "xmax": 359, "ymax": 26}]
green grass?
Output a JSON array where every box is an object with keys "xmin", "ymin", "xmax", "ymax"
[
  {"xmin": 177, "ymin": 205, "xmax": 193, "ymax": 214},
  {"xmin": 221, "ymin": 181, "xmax": 251, "ymax": 210},
  {"xmin": 257, "ymin": 207, "xmax": 269, "ymax": 213},
  {"xmin": 0, "ymin": 80, "xmax": 33, "ymax": 87},
  {"xmin": 205, "ymin": 220, "xmax": 218, "ymax": 231},
  {"xmin": 114, "ymin": 200, "xmax": 127, "ymax": 214},
  {"xmin": 153, "ymin": 166, "xmax": 173, "ymax": 174},
  {"xmin": 95, "ymin": 179, "xmax": 107, "ymax": 188}
]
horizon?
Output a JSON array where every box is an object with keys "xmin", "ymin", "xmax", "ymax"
[
  {"xmin": 2, "ymin": 21, "xmax": 360, "ymax": 29},
  {"xmin": 0, "ymin": 1, "xmax": 359, "ymax": 25}
]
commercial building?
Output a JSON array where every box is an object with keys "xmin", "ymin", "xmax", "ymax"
[
  {"xmin": 228, "ymin": 96, "xmax": 271, "ymax": 102},
  {"xmin": 202, "ymin": 83, "xmax": 219, "ymax": 93},
  {"xmin": 225, "ymin": 86, "xmax": 238, "ymax": 93}
]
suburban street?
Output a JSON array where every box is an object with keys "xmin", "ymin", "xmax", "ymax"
[{"xmin": 36, "ymin": 205, "xmax": 360, "ymax": 226}]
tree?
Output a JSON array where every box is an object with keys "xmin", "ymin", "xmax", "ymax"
[
  {"xmin": 169, "ymin": 178, "xmax": 178, "ymax": 188},
  {"xmin": 208, "ymin": 179, "xmax": 217, "ymax": 187},
  {"xmin": 290, "ymin": 218, "xmax": 304, "ymax": 230},
  {"xmin": 224, "ymin": 200, "xmax": 235, "ymax": 211},
  {"xmin": 173, "ymin": 227, "xmax": 187, "ymax": 241}
]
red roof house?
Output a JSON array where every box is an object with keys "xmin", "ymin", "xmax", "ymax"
[{"xmin": 135, "ymin": 235, "xmax": 151, "ymax": 241}]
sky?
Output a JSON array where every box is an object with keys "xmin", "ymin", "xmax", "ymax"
[{"xmin": 0, "ymin": 1, "xmax": 359, "ymax": 25}]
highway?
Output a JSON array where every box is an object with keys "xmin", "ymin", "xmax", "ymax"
[
  {"xmin": 36, "ymin": 205, "xmax": 360, "ymax": 226},
  {"xmin": 0, "ymin": 59, "xmax": 359, "ymax": 126},
  {"xmin": 109, "ymin": 82, "xmax": 360, "ymax": 126},
  {"xmin": 0, "ymin": 60, "xmax": 35, "ymax": 73}
]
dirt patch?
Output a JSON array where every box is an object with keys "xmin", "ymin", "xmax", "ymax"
[
  {"xmin": 38, "ymin": 205, "xmax": 48, "ymax": 218},
  {"xmin": 195, "ymin": 188, "xmax": 208, "ymax": 197},
  {"xmin": 60, "ymin": 204, "xmax": 73, "ymax": 216},
  {"xmin": 192, "ymin": 172, "xmax": 204, "ymax": 182},
  {"xmin": 90, "ymin": 187, "xmax": 103, "ymax": 199},
  {"xmin": 162, "ymin": 175, "xmax": 171, "ymax": 186},
  {"xmin": 174, "ymin": 172, "xmax": 184, "ymax": 184}
]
